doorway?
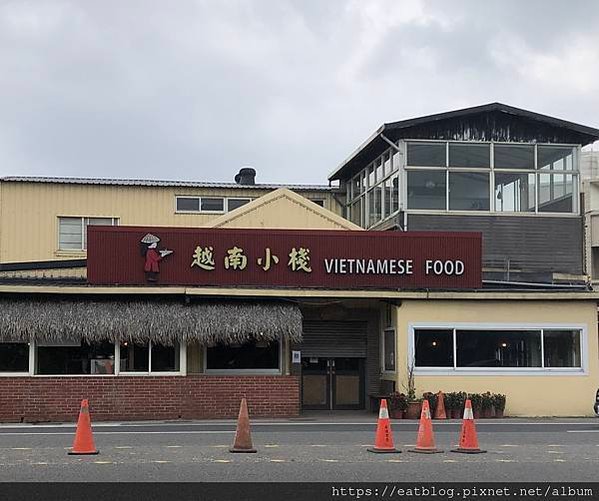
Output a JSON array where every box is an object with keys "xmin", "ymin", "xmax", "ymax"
[{"xmin": 301, "ymin": 357, "xmax": 365, "ymax": 410}]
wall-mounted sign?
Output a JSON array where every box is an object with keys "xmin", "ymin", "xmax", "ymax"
[
  {"xmin": 87, "ymin": 227, "xmax": 482, "ymax": 289},
  {"xmin": 292, "ymin": 351, "xmax": 301, "ymax": 364}
]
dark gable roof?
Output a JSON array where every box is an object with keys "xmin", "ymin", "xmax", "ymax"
[{"xmin": 330, "ymin": 102, "xmax": 599, "ymax": 181}]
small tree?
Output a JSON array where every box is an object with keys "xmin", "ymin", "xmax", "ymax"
[{"xmin": 403, "ymin": 360, "xmax": 418, "ymax": 402}]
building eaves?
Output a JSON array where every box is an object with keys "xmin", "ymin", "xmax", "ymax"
[
  {"xmin": 0, "ymin": 176, "xmax": 339, "ymax": 192},
  {"xmin": 329, "ymin": 102, "xmax": 599, "ymax": 181}
]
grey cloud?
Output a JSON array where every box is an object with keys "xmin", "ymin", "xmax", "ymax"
[{"xmin": 0, "ymin": 0, "xmax": 597, "ymax": 185}]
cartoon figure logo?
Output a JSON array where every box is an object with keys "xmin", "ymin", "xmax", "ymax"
[{"xmin": 140, "ymin": 233, "xmax": 173, "ymax": 282}]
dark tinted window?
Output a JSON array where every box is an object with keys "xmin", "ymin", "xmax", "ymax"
[
  {"xmin": 207, "ymin": 340, "xmax": 279, "ymax": 370},
  {"xmin": 449, "ymin": 172, "xmax": 489, "ymax": 210},
  {"xmin": 120, "ymin": 342, "xmax": 149, "ymax": 372},
  {"xmin": 176, "ymin": 197, "xmax": 200, "ymax": 211},
  {"xmin": 449, "ymin": 143, "xmax": 490, "ymax": 168},
  {"xmin": 37, "ymin": 340, "xmax": 115, "ymax": 375},
  {"xmin": 494, "ymin": 144, "xmax": 534, "ymax": 169},
  {"xmin": 0, "ymin": 343, "xmax": 29, "ymax": 372},
  {"xmin": 407, "ymin": 170, "xmax": 446, "ymax": 209},
  {"xmin": 201, "ymin": 198, "xmax": 225, "ymax": 211},
  {"xmin": 415, "ymin": 329, "xmax": 453, "ymax": 367},
  {"xmin": 456, "ymin": 330, "xmax": 541, "ymax": 368},
  {"xmin": 406, "ymin": 142, "xmax": 446, "ymax": 167}
]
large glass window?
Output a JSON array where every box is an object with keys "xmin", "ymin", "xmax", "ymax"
[
  {"xmin": 495, "ymin": 173, "xmax": 535, "ymax": 212},
  {"xmin": 368, "ymin": 185, "xmax": 382, "ymax": 226},
  {"xmin": 119, "ymin": 341, "xmax": 180, "ymax": 372},
  {"xmin": 0, "ymin": 342, "xmax": 29, "ymax": 372},
  {"xmin": 544, "ymin": 330, "xmax": 581, "ymax": 368},
  {"xmin": 382, "ymin": 329, "xmax": 396, "ymax": 372},
  {"xmin": 538, "ymin": 173, "xmax": 575, "ymax": 213},
  {"xmin": 36, "ymin": 339, "xmax": 115, "ymax": 375},
  {"xmin": 119, "ymin": 342, "xmax": 150, "ymax": 372},
  {"xmin": 407, "ymin": 142, "xmax": 446, "ymax": 167},
  {"xmin": 407, "ymin": 170, "xmax": 446, "ymax": 209},
  {"xmin": 449, "ymin": 172, "xmax": 490, "ymax": 210},
  {"xmin": 449, "ymin": 143, "xmax": 490, "ymax": 168},
  {"xmin": 414, "ymin": 329, "xmax": 453, "ymax": 367},
  {"xmin": 494, "ymin": 144, "xmax": 534, "ymax": 169},
  {"xmin": 414, "ymin": 327, "xmax": 582, "ymax": 370},
  {"xmin": 538, "ymin": 146, "xmax": 574, "ymax": 171},
  {"xmin": 456, "ymin": 330, "xmax": 542, "ymax": 368},
  {"xmin": 206, "ymin": 339, "xmax": 279, "ymax": 371}
]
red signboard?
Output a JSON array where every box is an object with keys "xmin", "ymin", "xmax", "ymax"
[{"xmin": 87, "ymin": 226, "xmax": 482, "ymax": 289}]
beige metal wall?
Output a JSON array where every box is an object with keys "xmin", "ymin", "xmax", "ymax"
[
  {"xmin": 393, "ymin": 299, "xmax": 598, "ymax": 416},
  {"xmin": 0, "ymin": 181, "xmax": 343, "ymax": 263}
]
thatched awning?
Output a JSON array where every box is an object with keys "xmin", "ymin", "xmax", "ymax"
[{"xmin": 0, "ymin": 299, "xmax": 302, "ymax": 345}]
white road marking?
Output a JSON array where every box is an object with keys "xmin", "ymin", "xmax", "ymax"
[
  {"xmin": 93, "ymin": 461, "xmax": 113, "ymax": 465},
  {"xmin": 496, "ymin": 459, "xmax": 517, "ymax": 463},
  {"xmin": 10, "ymin": 447, "xmax": 32, "ymax": 450},
  {"xmin": 264, "ymin": 444, "xmax": 279, "ymax": 448},
  {"xmin": 320, "ymin": 459, "xmax": 339, "ymax": 463},
  {"xmin": 554, "ymin": 459, "xmax": 567, "ymax": 462},
  {"xmin": 151, "ymin": 460, "xmax": 171, "ymax": 463},
  {"xmin": 270, "ymin": 459, "xmax": 286, "ymax": 462},
  {"xmin": 212, "ymin": 459, "xmax": 231, "ymax": 463},
  {"xmin": 500, "ymin": 444, "xmax": 519, "ymax": 447},
  {"xmin": 114, "ymin": 446, "xmax": 133, "ymax": 449},
  {"xmin": 567, "ymin": 430, "xmax": 599, "ymax": 433},
  {"xmin": 166, "ymin": 446, "xmax": 182, "ymax": 448}
]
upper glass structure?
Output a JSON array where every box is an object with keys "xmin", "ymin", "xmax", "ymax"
[{"xmin": 345, "ymin": 140, "xmax": 580, "ymax": 229}]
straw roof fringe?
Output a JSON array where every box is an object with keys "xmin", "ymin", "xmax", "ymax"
[{"xmin": 0, "ymin": 299, "xmax": 302, "ymax": 345}]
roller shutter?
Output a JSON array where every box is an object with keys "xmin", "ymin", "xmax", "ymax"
[{"xmin": 301, "ymin": 321, "xmax": 367, "ymax": 358}]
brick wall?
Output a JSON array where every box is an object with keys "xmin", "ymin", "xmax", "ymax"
[{"xmin": 0, "ymin": 375, "xmax": 300, "ymax": 423}]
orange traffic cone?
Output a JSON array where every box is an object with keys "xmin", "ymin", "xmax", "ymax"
[
  {"xmin": 451, "ymin": 398, "xmax": 486, "ymax": 454},
  {"xmin": 368, "ymin": 399, "xmax": 400, "ymax": 454},
  {"xmin": 409, "ymin": 399, "xmax": 443, "ymax": 454},
  {"xmin": 434, "ymin": 391, "xmax": 447, "ymax": 420},
  {"xmin": 229, "ymin": 398, "xmax": 257, "ymax": 453},
  {"xmin": 68, "ymin": 399, "xmax": 99, "ymax": 455}
]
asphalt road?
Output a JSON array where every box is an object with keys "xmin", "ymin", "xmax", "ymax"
[{"xmin": 1, "ymin": 418, "xmax": 599, "ymax": 482}]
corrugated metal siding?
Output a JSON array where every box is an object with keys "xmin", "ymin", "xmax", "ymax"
[
  {"xmin": 408, "ymin": 214, "xmax": 584, "ymax": 275},
  {"xmin": 0, "ymin": 182, "xmax": 343, "ymax": 263},
  {"xmin": 301, "ymin": 321, "xmax": 367, "ymax": 358}
]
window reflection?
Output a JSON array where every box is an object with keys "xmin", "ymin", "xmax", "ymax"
[{"xmin": 495, "ymin": 173, "xmax": 535, "ymax": 212}]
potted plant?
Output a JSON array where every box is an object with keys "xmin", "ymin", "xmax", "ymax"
[
  {"xmin": 453, "ymin": 392, "xmax": 467, "ymax": 419},
  {"xmin": 493, "ymin": 393, "xmax": 507, "ymax": 418},
  {"xmin": 403, "ymin": 362, "xmax": 422, "ymax": 419},
  {"xmin": 422, "ymin": 392, "xmax": 438, "ymax": 416},
  {"xmin": 480, "ymin": 391, "xmax": 495, "ymax": 418},
  {"xmin": 388, "ymin": 392, "xmax": 408, "ymax": 419},
  {"xmin": 444, "ymin": 392, "xmax": 456, "ymax": 418},
  {"xmin": 469, "ymin": 393, "xmax": 482, "ymax": 419}
]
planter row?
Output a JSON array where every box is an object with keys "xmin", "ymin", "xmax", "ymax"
[{"xmin": 388, "ymin": 392, "xmax": 507, "ymax": 420}]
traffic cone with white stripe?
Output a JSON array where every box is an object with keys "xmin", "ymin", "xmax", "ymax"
[
  {"xmin": 68, "ymin": 399, "xmax": 99, "ymax": 455},
  {"xmin": 368, "ymin": 399, "xmax": 401, "ymax": 454},
  {"xmin": 408, "ymin": 399, "xmax": 443, "ymax": 454},
  {"xmin": 451, "ymin": 398, "xmax": 486, "ymax": 454}
]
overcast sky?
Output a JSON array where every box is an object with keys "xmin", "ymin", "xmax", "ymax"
[{"xmin": 1, "ymin": 0, "xmax": 598, "ymax": 185}]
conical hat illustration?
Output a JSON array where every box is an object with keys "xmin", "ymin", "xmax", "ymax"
[{"xmin": 141, "ymin": 233, "xmax": 160, "ymax": 244}]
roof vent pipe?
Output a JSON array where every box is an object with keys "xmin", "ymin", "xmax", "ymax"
[{"xmin": 234, "ymin": 167, "xmax": 256, "ymax": 185}]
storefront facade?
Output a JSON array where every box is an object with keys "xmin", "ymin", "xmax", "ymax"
[{"xmin": 1, "ymin": 103, "xmax": 599, "ymax": 420}]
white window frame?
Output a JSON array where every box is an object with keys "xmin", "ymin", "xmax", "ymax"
[
  {"xmin": 116, "ymin": 341, "xmax": 187, "ymax": 376},
  {"xmin": 203, "ymin": 338, "xmax": 283, "ymax": 375},
  {"xmin": 403, "ymin": 139, "xmax": 580, "ymax": 218},
  {"xmin": 227, "ymin": 198, "xmax": 252, "ymax": 212},
  {"xmin": 408, "ymin": 322, "xmax": 587, "ymax": 376},
  {"xmin": 57, "ymin": 216, "xmax": 119, "ymax": 252},
  {"xmin": 175, "ymin": 196, "xmax": 254, "ymax": 214},
  {"xmin": 380, "ymin": 328, "xmax": 396, "ymax": 375},
  {"xmin": 1, "ymin": 340, "xmax": 187, "ymax": 377}
]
